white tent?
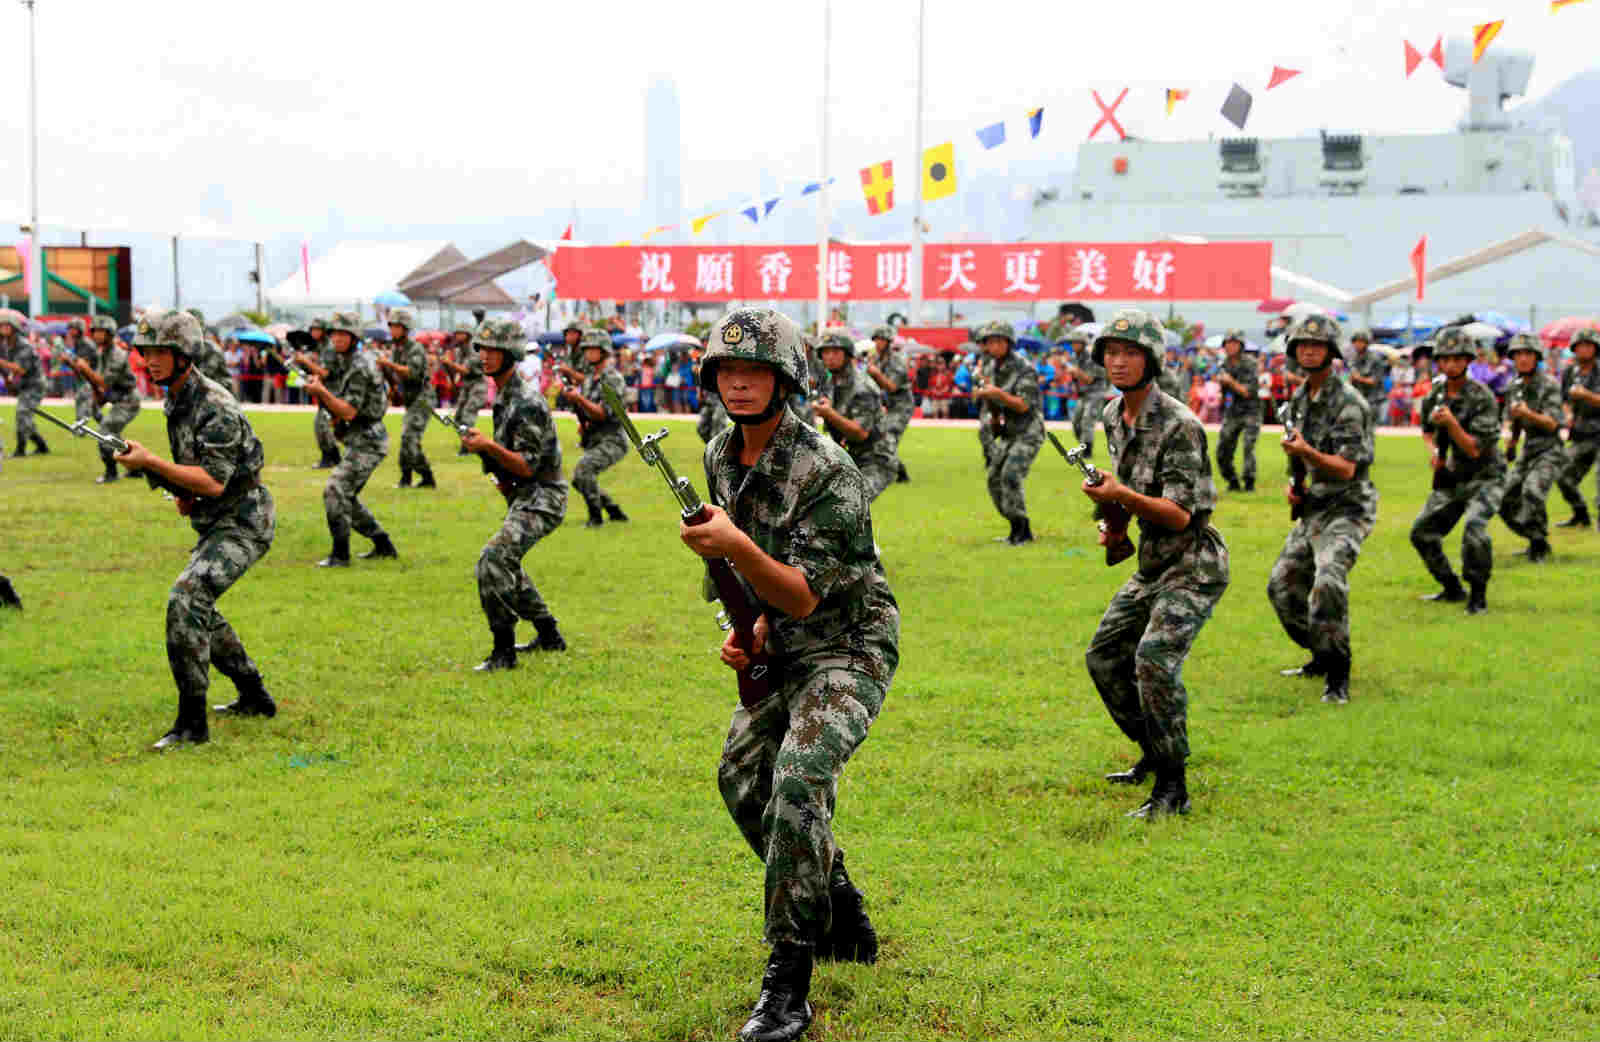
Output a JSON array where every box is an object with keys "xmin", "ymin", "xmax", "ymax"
[{"xmin": 266, "ymin": 240, "xmax": 458, "ymax": 311}]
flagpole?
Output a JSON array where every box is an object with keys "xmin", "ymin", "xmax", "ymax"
[
  {"xmin": 815, "ymin": 0, "xmax": 831, "ymax": 337},
  {"xmin": 24, "ymin": 0, "xmax": 44, "ymax": 319},
  {"xmin": 909, "ymin": 0, "xmax": 925, "ymax": 326}
]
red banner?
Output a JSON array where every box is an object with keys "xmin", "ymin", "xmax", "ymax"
[{"xmin": 550, "ymin": 242, "xmax": 1271, "ymax": 302}]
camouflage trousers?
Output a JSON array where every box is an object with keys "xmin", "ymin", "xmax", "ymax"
[
  {"xmin": 325, "ymin": 431, "xmax": 389, "ymax": 542},
  {"xmin": 1267, "ymin": 509, "xmax": 1373, "ymax": 666},
  {"xmin": 454, "ymin": 382, "xmax": 488, "ymax": 429},
  {"xmin": 74, "ymin": 385, "xmax": 100, "ymax": 425},
  {"xmin": 1410, "ymin": 476, "xmax": 1506, "ymax": 589},
  {"xmin": 399, "ymin": 396, "xmax": 433, "ymax": 473},
  {"xmin": 1085, "ymin": 551, "xmax": 1228, "ymax": 766},
  {"xmin": 718, "ymin": 660, "xmax": 888, "ymax": 947},
  {"xmin": 1500, "ymin": 448, "xmax": 1563, "ymax": 543},
  {"xmin": 97, "ymin": 399, "xmax": 140, "ymax": 466},
  {"xmin": 854, "ymin": 456, "xmax": 896, "ymax": 502},
  {"xmin": 1216, "ymin": 413, "xmax": 1261, "ymax": 485},
  {"xmin": 984, "ymin": 431, "xmax": 1043, "ymax": 522},
  {"xmin": 314, "ymin": 405, "xmax": 338, "ymax": 457},
  {"xmin": 166, "ymin": 487, "xmax": 275, "ymax": 701},
  {"xmin": 573, "ymin": 437, "xmax": 627, "ymax": 511},
  {"xmin": 882, "ymin": 401, "xmax": 913, "ymax": 453},
  {"xmin": 1556, "ymin": 435, "xmax": 1599, "ymax": 516},
  {"xmin": 1073, "ymin": 392, "xmax": 1107, "ymax": 452},
  {"xmin": 14, "ymin": 389, "xmax": 43, "ymax": 442},
  {"xmin": 477, "ymin": 492, "xmax": 565, "ymax": 631}
]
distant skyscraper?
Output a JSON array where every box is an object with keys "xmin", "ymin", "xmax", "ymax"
[{"xmin": 644, "ymin": 77, "xmax": 683, "ymax": 239}]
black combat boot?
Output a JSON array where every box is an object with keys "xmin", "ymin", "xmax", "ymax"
[
  {"xmin": 12, "ymin": 435, "xmax": 25, "ymax": 457},
  {"xmin": 96, "ymin": 458, "xmax": 120, "ymax": 484},
  {"xmin": 1465, "ymin": 583, "xmax": 1488, "ymax": 615},
  {"xmin": 1528, "ymin": 539, "xmax": 1552, "ymax": 563},
  {"xmin": 1105, "ymin": 745, "xmax": 1154, "ymax": 785},
  {"xmin": 395, "ymin": 467, "xmax": 413, "ymax": 489},
  {"xmin": 1320, "ymin": 655, "xmax": 1351, "ymax": 705},
  {"xmin": 214, "ymin": 673, "xmax": 277, "ymax": 717},
  {"xmin": 737, "ymin": 943, "xmax": 814, "ymax": 1042},
  {"xmin": 360, "ymin": 533, "xmax": 399, "ymax": 560},
  {"xmin": 1556, "ymin": 507, "xmax": 1591, "ymax": 528},
  {"xmin": 317, "ymin": 535, "xmax": 351, "ymax": 568},
  {"xmin": 1420, "ymin": 578, "xmax": 1466, "ymax": 603},
  {"xmin": 1279, "ymin": 654, "xmax": 1326, "ymax": 679},
  {"xmin": 152, "ymin": 696, "xmax": 209, "ymax": 750},
  {"xmin": 896, "ymin": 461, "xmax": 910, "ymax": 483},
  {"xmin": 994, "ymin": 518, "xmax": 1020, "ymax": 543},
  {"xmin": 1224, "ymin": 475, "xmax": 1241, "ymax": 492},
  {"xmin": 1008, "ymin": 517, "xmax": 1035, "ymax": 545},
  {"xmin": 0, "ymin": 575, "xmax": 21, "ymax": 610},
  {"xmin": 1243, "ymin": 477, "xmax": 1255, "ymax": 492},
  {"xmin": 29, "ymin": 433, "xmax": 48, "ymax": 455},
  {"xmin": 516, "ymin": 617, "xmax": 567, "ymax": 653},
  {"xmin": 605, "ymin": 503, "xmax": 630, "ymax": 522},
  {"xmin": 815, "ymin": 852, "xmax": 879, "ymax": 964},
  {"xmin": 474, "ymin": 627, "xmax": 518, "ymax": 672},
  {"xmin": 584, "ymin": 504, "xmax": 605, "ymax": 528},
  {"xmin": 415, "ymin": 465, "xmax": 437, "ymax": 489},
  {"xmin": 1128, "ymin": 761, "xmax": 1190, "ymax": 820}
]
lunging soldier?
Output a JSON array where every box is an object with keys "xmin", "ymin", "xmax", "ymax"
[
  {"xmin": 814, "ymin": 331, "xmax": 896, "ymax": 501},
  {"xmin": 559, "ymin": 329, "xmax": 631, "ymax": 528},
  {"xmin": 1499, "ymin": 333, "xmax": 1565, "ymax": 561}
]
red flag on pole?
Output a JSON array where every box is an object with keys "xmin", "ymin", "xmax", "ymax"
[
  {"xmin": 301, "ymin": 240, "xmax": 310, "ymax": 293},
  {"xmin": 560, "ymin": 224, "xmax": 573, "ymax": 241},
  {"xmin": 1428, "ymin": 36, "xmax": 1444, "ymax": 68},
  {"xmin": 18, "ymin": 234, "xmax": 32, "ymax": 296},
  {"xmin": 1266, "ymin": 66, "xmax": 1301, "ymax": 89},
  {"xmin": 1404, "ymin": 40, "xmax": 1423, "ymax": 77},
  {"xmin": 1411, "ymin": 236, "xmax": 1427, "ymax": 300}
]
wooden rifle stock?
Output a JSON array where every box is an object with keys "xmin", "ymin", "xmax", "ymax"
[{"xmin": 1283, "ymin": 416, "xmax": 1309, "ymax": 521}]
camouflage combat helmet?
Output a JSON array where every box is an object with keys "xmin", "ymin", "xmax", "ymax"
[
  {"xmin": 453, "ymin": 318, "xmax": 477, "ymax": 336},
  {"xmin": 1061, "ymin": 327, "xmax": 1090, "ymax": 346},
  {"xmin": 579, "ymin": 328, "xmax": 613, "ymax": 355},
  {"xmin": 1505, "ymin": 332, "xmax": 1544, "ymax": 361},
  {"xmin": 387, "ymin": 307, "xmax": 416, "ymax": 333},
  {"xmin": 68, "ymin": 317, "xmax": 87, "ymax": 335},
  {"xmin": 1571, "ymin": 328, "xmax": 1600, "ymax": 352},
  {"xmin": 91, "ymin": 315, "xmax": 117, "ymax": 335},
  {"xmin": 185, "ymin": 307, "xmax": 206, "ymax": 324},
  {"xmin": 307, "ymin": 316, "xmax": 326, "ymax": 332},
  {"xmin": 563, "ymin": 320, "xmax": 584, "ymax": 336},
  {"xmin": 973, "ymin": 319, "xmax": 1016, "ymax": 347},
  {"xmin": 700, "ymin": 307, "xmax": 807, "ymax": 394},
  {"xmin": 132, "ymin": 309, "xmax": 204, "ymax": 358},
  {"xmin": 1348, "ymin": 327, "xmax": 1373, "ymax": 344},
  {"xmin": 869, "ymin": 324, "xmax": 894, "ymax": 344},
  {"xmin": 1432, "ymin": 326, "xmax": 1475, "ymax": 359},
  {"xmin": 326, "ymin": 310, "xmax": 363, "ymax": 341},
  {"xmin": 1090, "ymin": 308, "xmax": 1164, "ymax": 370},
  {"xmin": 1284, "ymin": 313, "xmax": 1341, "ymax": 347},
  {"xmin": 1221, "ymin": 328, "xmax": 1248, "ymax": 347},
  {"xmin": 473, "ymin": 318, "xmax": 526, "ymax": 363},
  {"xmin": 816, "ymin": 331, "xmax": 856, "ymax": 357}
]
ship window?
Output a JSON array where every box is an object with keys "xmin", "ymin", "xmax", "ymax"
[
  {"xmin": 1322, "ymin": 133, "xmax": 1363, "ymax": 171},
  {"xmin": 1219, "ymin": 138, "xmax": 1260, "ymax": 173}
]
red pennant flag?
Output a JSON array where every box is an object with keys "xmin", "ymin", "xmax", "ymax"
[
  {"xmin": 1404, "ymin": 40, "xmax": 1423, "ymax": 77},
  {"xmin": 1411, "ymin": 236, "xmax": 1427, "ymax": 300},
  {"xmin": 560, "ymin": 223, "xmax": 573, "ymax": 241},
  {"xmin": 301, "ymin": 239, "xmax": 310, "ymax": 293},
  {"xmin": 1472, "ymin": 21, "xmax": 1504, "ymax": 64},
  {"xmin": 1267, "ymin": 66, "xmax": 1301, "ymax": 89},
  {"xmin": 1428, "ymin": 36, "xmax": 1444, "ymax": 69}
]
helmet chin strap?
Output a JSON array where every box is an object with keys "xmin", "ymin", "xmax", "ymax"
[
  {"xmin": 154, "ymin": 355, "xmax": 192, "ymax": 387},
  {"xmin": 728, "ymin": 388, "xmax": 786, "ymax": 425},
  {"xmin": 1294, "ymin": 340, "xmax": 1335, "ymax": 372}
]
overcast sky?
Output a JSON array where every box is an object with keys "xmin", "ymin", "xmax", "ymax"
[{"xmin": 1, "ymin": 0, "xmax": 1595, "ymax": 244}]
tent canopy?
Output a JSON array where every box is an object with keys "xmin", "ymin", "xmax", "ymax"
[
  {"xmin": 265, "ymin": 240, "xmax": 458, "ymax": 308},
  {"xmin": 398, "ymin": 239, "xmax": 554, "ymax": 306}
]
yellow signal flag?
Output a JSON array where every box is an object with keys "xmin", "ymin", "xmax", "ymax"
[
  {"xmin": 922, "ymin": 141, "xmax": 956, "ymax": 202},
  {"xmin": 1551, "ymin": 0, "xmax": 1586, "ymax": 10},
  {"xmin": 690, "ymin": 211, "xmax": 725, "ymax": 235},
  {"xmin": 1471, "ymin": 20, "xmax": 1504, "ymax": 63},
  {"xmin": 1165, "ymin": 89, "xmax": 1190, "ymax": 116}
]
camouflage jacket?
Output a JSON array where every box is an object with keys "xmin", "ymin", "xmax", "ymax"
[
  {"xmin": 458, "ymin": 349, "xmax": 486, "ymax": 389},
  {"xmin": 98, "ymin": 345, "xmax": 138, "ymax": 404},
  {"xmin": 488, "ymin": 370, "xmax": 566, "ymax": 513},
  {"xmin": 1348, "ymin": 349, "xmax": 1389, "ymax": 405},
  {"xmin": 1562, "ymin": 362, "xmax": 1600, "ymax": 437},
  {"xmin": 1283, "ymin": 373, "xmax": 1377, "ymax": 521},
  {"xmin": 198, "ymin": 340, "xmax": 232, "ymax": 392},
  {"xmin": 1420, "ymin": 376, "xmax": 1505, "ymax": 484},
  {"xmin": 4, "ymin": 337, "xmax": 44, "ymax": 392},
  {"xmin": 63, "ymin": 337, "xmax": 95, "ymax": 367},
  {"xmin": 1157, "ymin": 365, "xmax": 1183, "ymax": 398},
  {"xmin": 1220, "ymin": 354, "xmax": 1261, "ymax": 419},
  {"xmin": 822, "ymin": 366, "xmax": 894, "ymax": 468},
  {"xmin": 1073, "ymin": 355, "xmax": 1109, "ymax": 396},
  {"xmin": 979, "ymin": 350, "xmax": 1043, "ymax": 441},
  {"xmin": 1506, "ymin": 372, "xmax": 1565, "ymax": 459},
  {"xmin": 331, "ymin": 348, "xmax": 389, "ymax": 448},
  {"xmin": 579, "ymin": 365, "xmax": 628, "ymax": 446},
  {"xmin": 1101, "ymin": 388, "xmax": 1226, "ymax": 580},
  {"xmin": 153, "ymin": 370, "xmax": 267, "ymax": 534},
  {"xmin": 871, "ymin": 347, "xmax": 914, "ymax": 414},
  {"xmin": 393, "ymin": 338, "xmax": 431, "ymax": 402},
  {"xmin": 704, "ymin": 407, "xmax": 899, "ymax": 684}
]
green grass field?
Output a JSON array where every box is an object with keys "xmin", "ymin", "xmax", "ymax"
[{"xmin": 2, "ymin": 404, "xmax": 1598, "ymax": 1040}]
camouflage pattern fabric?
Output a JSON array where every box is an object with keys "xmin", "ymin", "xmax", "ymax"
[
  {"xmin": 1266, "ymin": 373, "xmax": 1378, "ymax": 667},
  {"xmin": 979, "ymin": 349, "xmax": 1044, "ymax": 522},
  {"xmin": 1216, "ymin": 354, "xmax": 1262, "ymax": 485},
  {"xmin": 313, "ymin": 349, "xmax": 344, "ymax": 457},
  {"xmin": 1412, "ymin": 377, "xmax": 1506, "ymax": 588},
  {"xmin": 572, "ymin": 365, "xmax": 629, "ymax": 511},
  {"xmin": 198, "ymin": 339, "xmax": 233, "ymax": 395},
  {"xmin": 393, "ymin": 337, "xmax": 435, "ymax": 473},
  {"xmin": 94, "ymin": 345, "xmax": 141, "ymax": 464},
  {"xmin": 72, "ymin": 340, "xmax": 102, "ymax": 423},
  {"xmin": 871, "ymin": 345, "xmax": 915, "ymax": 447},
  {"xmin": 325, "ymin": 349, "xmax": 391, "ymax": 543},
  {"xmin": 453, "ymin": 350, "xmax": 488, "ymax": 429},
  {"xmin": 1071, "ymin": 353, "xmax": 1109, "ymax": 452},
  {"xmin": 477, "ymin": 371, "xmax": 567, "ymax": 631},
  {"xmin": 1499, "ymin": 371, "xmax": 1566, "ymax": 542},
  {"xmin": 6, "ymin": 337, "xmax": 45, "ymax": 442},
  {"xmin": 1560, "ymin": 358, "xmax": 1600, "ymax": 438},
  {"xmin": 1087, "ymin": 386, "xmax": 1228, "ymax": 767},
  {"xmin": 1157, "ymin": 365, "xmax": 1183, "ymax": 397},
  {"xmin": 822, "ymin": 365, "xmax": 896, "ymax": 501},
  {"xmin": 697, "ymin": 390, "xmax": 730, "ymax": 444},
  {"xmin": 154, "ymin": 370, "xmax": 275, "ymax": 703},
  {"xmin": 1348, "ymin": 347, "xmax": 1390, "ymax": 417},
  {"xmin": 1556, "ymin": 361, "xmax": 1600, "ymax": 514},
  {"xmin": 704, "ymin": 406, "xmax": 898, "ymax": 947}
]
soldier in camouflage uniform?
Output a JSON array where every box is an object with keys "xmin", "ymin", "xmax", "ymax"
[
  {"xmin": 1499, "ymin": 333, "xmax": 1567, "ymax": 561},
  {"xmin": 440, "ymin": 319, "xmax": 489, "ymax": 454},
  {"xmin": 0, "ymin": 308, "xmax": 50, "ymax": 455},
  {"xmin": 112, "ymin": 310, "xmax": 277, "ymax": 749},
  {"xmin": 558, "ymin": 329, "xmax": 631, "ymax": 528},
  {"xmin": 64, "ymin": 319, "xmax": 101, "ymax": 425},
  {"xmin": 303, "ymin": 311, "xmax": 399, "ymax": 567},
  {"xmin": 697, "ymin": 388, "xmax": 731, "ymax": 443},
  {"xmin": 456, "ymin": 319, "xmax": 568, "ymax": 671},
  {"xmin": 1063, "ymin": 327, "xmax": 1109, "ymax": 458},
  {"xmin": 1266, "ymin": 315, "xmax": 1377, "ymax": 705},
  {"xmin": 68, "ymin": 315, "xmax": 142, "ymax": 484},
  {"xmin": 1345, "ymin": 329, "xmax": 1389, "ymax": 425},
  {"xmin": 684, "ymin": 307, "xmax": 898, "ymax": 1042},
  {"xmin": 290, "ymin": 318, "xmax": 341, "ymax": 468},
  {"xmin": 1554, "ymin": 328, "xmax": 1600, "ymax": 529},
  {"xmin": 973, "ymin": 320, "xmax": 1044, "ymax": 544},
  {"xmin": 376, "ymin": 307, "xmax": 437, "ymax": 488},
  {"xmin": 1082, "ymin": 308, "xmax": 1229, "ymax": 818},
  {"xmin": 1410, "ymin": 327, "xmax": 1506, "ymax": 615},
  {"xmin": 560, "ymin": 320, "xmax": 587, "ymax": 373},
  {"xmin": 814, "ymin": 331, "xmax": 897, "ymax": 501},
  {"xmin": 184, "ymin": 309, "xmax": 234, "ymax": 394},
  {"xmin": 1214, "ymin": 330, "xmax": 1262, "ymax": 492},
  {"xmin": 865, "ymin": 324, "xmax": 914, "ymax": 483}
]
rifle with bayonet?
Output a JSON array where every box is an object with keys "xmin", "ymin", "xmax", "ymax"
[
  {"xmin": 1281, "ymin": 414, "xmax": 1309, "ymax": 521},
  {"xmin": 598, "ymin": 381, "xmax": 771, "ymax": 708},
  {"xmin": 1047, "ymin": 430, "xmax": 1134, "ymax": 566},
  {"xmin": 35, "ymin": 408, "xmax": 187, "ymax": 508}
]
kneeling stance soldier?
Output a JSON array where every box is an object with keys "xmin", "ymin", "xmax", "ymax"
[
  {"xmin": 682, "ymin": 308, "xmax": 899, "ymax": 1042},
  {"xmin": 1081, "ymin": 309, "xmax": 1229, "ymax": 818},
  {"xmin": 1499, "ymin": 333, "xmax": 1565, "ymax": 562},
  {"xmin": 1266, "ymin": 315, "xmax": 1377, "ymax": 705},
  {"xmin": 1411, "ymin": 327, "xmax": 1505, "ymax": 615},
  {"xmin": 113, "ymin": 311, "xmax": 277, "ymax": 748},
  {"xmin": 458, "ymin": 319, "xmax": 568, "ymax": 670},
  {"xmin": 303, "ymin": 311, "xmax": 399, "ymax": 567},
  {"xmin": 559, "ymin": 329, "xmax": 631, "ymax": 528},
  {"xmin": 814, "ymin": 331, "xmax": 897, "ymax": 501}
]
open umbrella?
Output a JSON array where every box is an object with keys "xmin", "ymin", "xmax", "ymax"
[
  {"xmin": 231, "ymin": 329, "xmax": 276, "ymax": 345},
  {"xmin": 265, "ymin": 323, "xmax": 292, "ymax": 339},
  {"xmin": 1456, "ymin": 321, "xmax": 1506, "ymax": 343},
  {"xmin": 644, "ymin": 332, "xmax": 701, "ymax": 353},
  {"xmin": 1538, "ymin": 316, "xmax": 1600, "ymax": 344},
  {"xmin": 1473, "ymin": 310, "xmax": 1526, "ymax": 334},
  {"xmin": 536, "ymin": 331, "xmax": 566, "ymax": 346},
  {"xmin": 374, "ymin": 290, "xmax": 411, "ymax": 309},
  {"xmin": 364, "ymin": 326, "xmax": 391, "ymax": 342},
  {"xmin": 1204, "ymin": 332, "xmax": 1263, "ymax": 352}
]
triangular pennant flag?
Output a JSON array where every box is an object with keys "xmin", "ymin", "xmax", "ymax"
[
  {"xmin": 1552, "ymin": 0, "xmax": 1588, "ymax": 10},
  {"xmin": 976, "ymin": 121, "xmax": 1006, "ymax": 149},
  {"xmin": 762, "ymin": 196, "xmax": 781, "ymax": 218},
  {"xmin": 691, "ymin": 211, "xmax": 725, "ymax": 235},
  {"xmin": 1267, "ymin": 65, "xmax": 1301, "ymax": 89},
  {"xmin": 1027, "ymin": 107, "xmax": 1044, "ymax": 139},
  {"xmin": 739, "ymin": 205, "xmax": 760, "ymax": 224},
  {"xmin": 1472, "ymin": 20, "xmax": 1504, "ymax": 63},
  {"xmin": 801, "ymin": 178, "xmax": 836, "ymax": 196},
  {"xmin": 1428, "ymin": 36, "xmax": 1445, "ymax": 68},
  {"xmin": 1221, "ymin": 84, "xmax": 1253, "ymax": 129},
  {"xmin": 301, "ymin": 239, "xmax": 310, "ymax": 293},
  {"xmin": 1164, "ymin": 88, "xmax": 1189, "ymax": 116},
  {"xmin": 1411, "ymin": 235, "xmax": 1428, "ymax": 300},
  {"xmin": 1404, "ymin": 40, "xmax": 1423, "ymax": 77},
  {"xmin": 560, "ymin": 223, "xmax": 573, "ymax": 241}
]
